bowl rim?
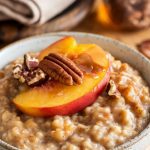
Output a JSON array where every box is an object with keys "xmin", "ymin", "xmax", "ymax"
[{"xmin": 0, "ymin": 31, "xmax": 150, "ymax": 150}]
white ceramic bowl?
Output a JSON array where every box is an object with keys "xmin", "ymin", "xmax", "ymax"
[{"xmin": 0, "ymin": 32, "xmax": 150, "ymax": 150}]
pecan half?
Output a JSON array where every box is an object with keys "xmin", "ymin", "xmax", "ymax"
[
  {"xmin": 49, "ymin": 53, "xmax": 83, "ymax": 78},
  {"xmin": 39, "ymin": 53, "xmax": 83, "ymax": 85}
]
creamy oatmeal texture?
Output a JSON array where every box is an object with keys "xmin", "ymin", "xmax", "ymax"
[{"xmin": 0, "ymin": 54, "xmax": 150, "ymax": 150}]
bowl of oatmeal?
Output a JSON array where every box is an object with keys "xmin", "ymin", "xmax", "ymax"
[{"xmin": 0, "ymin": 32, "xmax": 150, "ymax": 150}]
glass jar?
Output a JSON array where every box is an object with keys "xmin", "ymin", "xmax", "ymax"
[{"xmin": 97, "ymin": 0, "xmax": 150, "ymax": 30}]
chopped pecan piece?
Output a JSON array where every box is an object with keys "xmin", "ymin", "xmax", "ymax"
[
  {"xmin": 13, "ymin": 54, "xmax": 47, "ymax": 86},
  {"xmin": 13, "ymin": 64, "xmax": 25, "ymax": 83},
  {"xmin": 25, "ymin": 68, "xmax": 47, "ymax": 86},
  {"xmin": 24, "ymin": 54, "xmax": 39, "ymax": 70},
  {"xmin": 39, "ymin": 53, "xmax": 83, "ymax": 85},
  {"xmin": 107, "ymin": 80, "xmax": 120, "ymax": 98}
]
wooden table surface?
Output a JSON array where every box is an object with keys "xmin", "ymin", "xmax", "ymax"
[{"xmin": 73, "ymin": 13, "xmax": 150, "ymax": 49}]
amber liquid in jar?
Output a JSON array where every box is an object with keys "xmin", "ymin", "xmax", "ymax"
[
  {"xmin": 97, "ymin": 0, "xmax": 119, "ymax": 29},
  {"xmin": 97, "ymin": 0, "xmax": 150, "ymax": 30}
]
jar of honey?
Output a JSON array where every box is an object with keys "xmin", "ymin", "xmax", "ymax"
[{"xmin": 97, "ymin": 0, "xmax": 150, "ymax": 30}]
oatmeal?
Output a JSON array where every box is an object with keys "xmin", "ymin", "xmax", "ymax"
[
  {"xmin": 0, "ymin": 36, "xmax": 150, "ymax": 150},
  {"xmin": 0, "ymin": 53, "xmax": 150, "ymax": 150}
]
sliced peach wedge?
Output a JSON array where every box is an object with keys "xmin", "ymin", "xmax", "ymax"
[
  {"xmin": 13, "ymin": 37, "xmax": 110, "ymax": 117},
  {"xmin": 38, "ymin": 36, "xmax": 77, "ymax": 61}
]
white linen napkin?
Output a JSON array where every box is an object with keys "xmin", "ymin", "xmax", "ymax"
[{"xmin": 0, "ymin": 0, "xmax": 75, "ymax": 25}]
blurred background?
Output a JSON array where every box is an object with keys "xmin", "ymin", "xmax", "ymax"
[{"xmin": 0, "ymin": 0, "xmax": 150, "ymax": 58}]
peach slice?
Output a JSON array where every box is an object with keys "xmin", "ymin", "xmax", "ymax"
[
  {"xmin": 74, "ymin": 44, "xmax": 109, "ymax": 68},
  {"xmin": 13, "ymin": 37, "xmax": 110, "ymax": 117},
  {"xmin": 38, "ymin": 36, "xmax": 77, "ymax": 60},
  {"xmin": 13, "ymin": 71, "xmax": 110, "ymax": 116}
]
